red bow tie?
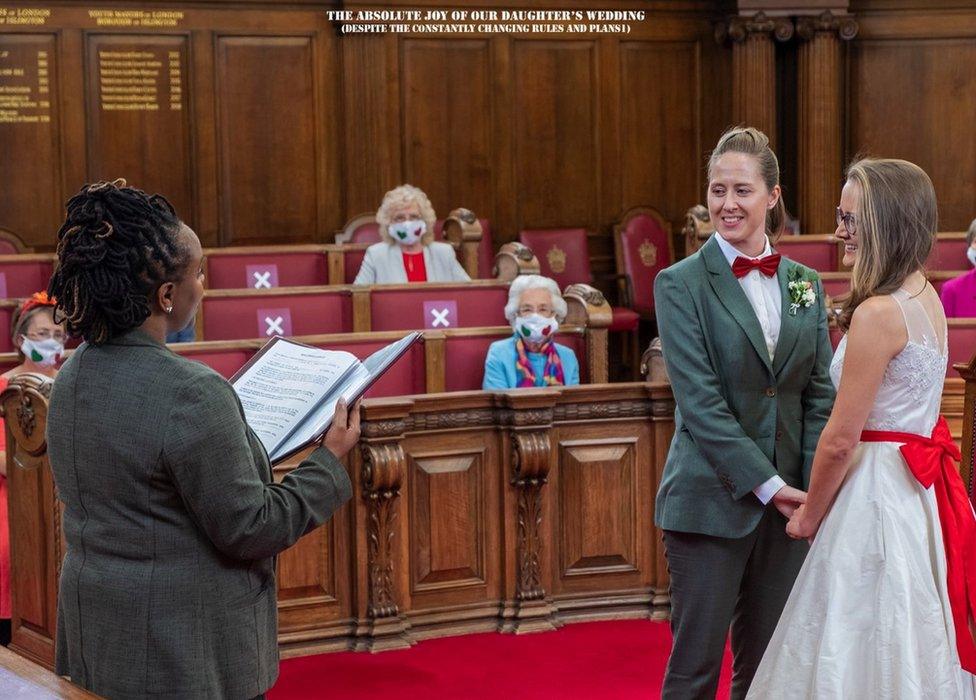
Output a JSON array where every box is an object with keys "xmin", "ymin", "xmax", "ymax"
[{"xmin": 732, "ymin": 253, "xmax": 781, "ymax": 278}]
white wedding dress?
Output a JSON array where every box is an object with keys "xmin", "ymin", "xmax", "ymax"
[{"xmin": 748, "ymin": 289, "xmax": 976, "ymax": 699}]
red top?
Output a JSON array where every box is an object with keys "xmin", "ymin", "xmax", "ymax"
[{"xmin": 403, "ymin": 251, "xmax": 427, "ymax": 283}]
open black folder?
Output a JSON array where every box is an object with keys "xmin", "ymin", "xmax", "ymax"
[{"xmin": 229, "ymin": 332, "xmax": 422, "ymax": 464}]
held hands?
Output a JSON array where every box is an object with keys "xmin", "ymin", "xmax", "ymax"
[
  {"xmin": 321, "ymin": 399, "xmax": 362, "ymax": 459},
  {"xmin": 771, "ymin": 485, "xmax": 807, "ymax": 520},
  {"xmin": 786, "ymin": 504, "xmax": 820, "ymax": 543}
]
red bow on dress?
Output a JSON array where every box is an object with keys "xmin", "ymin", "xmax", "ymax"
[
  {"xmin": 731, "ymin": 253, "xmax": 781, "ymax": 279},
  {"xmin": 861, "ymin": 416, "xmax": 976, "ymax": 673}
]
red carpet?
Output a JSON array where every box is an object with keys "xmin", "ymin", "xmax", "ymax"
[{"xmin": 270, "ymin": 620, "xmax": 732, "ymax": 699}]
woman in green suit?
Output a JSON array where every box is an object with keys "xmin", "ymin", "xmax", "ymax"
[
  {"xmin": 653, "ymin": 128, "xmax": 835, "ymax": 699},
  {"xmin": 46, "ymin": 179, "xmax": 359, "ymax": 699}
]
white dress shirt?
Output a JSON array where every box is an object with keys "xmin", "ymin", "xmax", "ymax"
[{"xmin": 714, "ymin": 234, "xmax": 787, "ymax": 504}]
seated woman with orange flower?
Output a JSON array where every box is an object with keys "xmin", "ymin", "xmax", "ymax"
[{"xmin": 0, "ymin": 291, "xmax": 65, "ymax": 645}]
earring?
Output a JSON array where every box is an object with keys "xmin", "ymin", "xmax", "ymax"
[{"xmin": 164, "ymin": 306, "xmax": 173, "ymax": 314}]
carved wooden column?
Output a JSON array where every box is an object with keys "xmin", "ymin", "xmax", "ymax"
[
  {"xmin": 498, "ymin": 391, "xmax": 558, "ymax": 633},
  {"xmin": 722, "ymin": 12, "xmax": 794, "ymax": 147},
  {"xmin": 796, "ymin": 11, "xmax": 859, "ymax": 234},
  {"xmin": 355, "ymin": 401, "xmax": 413, "ymax": 651}
]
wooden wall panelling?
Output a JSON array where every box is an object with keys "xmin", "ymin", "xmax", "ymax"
[
  {"xmin": 849, "ymin": 9, "xmax": 976, "ymax": 231},
  {"xmin": 84, "ymin": 33, "xmax": 194, "ymax": 221},
  {"xmin": 190, "ymin": 28, "xmax": 218, "ymax": 245},
  {"xmin": 400, "ymin": 39, "xmax": 493, "ymax": 229},
  {"xmin": 618, "ymin": 39, "xmax": 701, "ymax": 252},
  {"xmin": 215, "ymin": 35, "xmax": 319, "ymax": 245},
  {"xmin": 0, "ymin": 32, "xmax": 62, "ymax": 248},
  {"xmin": 340, "ymin": 33, "xmax": 401, "ymax": 219},
  {"xmin": 513, "ymin": 40, "xmax": 599, "ymax": 232}
]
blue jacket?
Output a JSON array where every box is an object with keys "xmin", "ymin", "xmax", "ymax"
[{"xmin": 482, "ymin": 335, "xmax": 580, "ymax": 389}]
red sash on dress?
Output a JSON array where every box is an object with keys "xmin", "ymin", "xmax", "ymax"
[{"xmin": 860, "ymin": 415, "xmax": 976, "ymax": 673}]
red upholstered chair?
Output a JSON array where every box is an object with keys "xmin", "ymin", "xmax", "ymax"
[
  {"xmin": 334, "ymin": 213, "xmax": 381, "ymax": 244},
  {"xmin": 204, "ymin": 249, "xmax": 328, "ymax": 290},
  {"xmin": 773, "ymin": 235, "xmax": 840, "ymax": 273},
  {"xmin": 369, "ymin": 283, "xmax": 508, "ymax": 332},
  {"xmin": 0, "ymin": 229, "xmax": 31, "ymax": 254},
  {"xmin": 613, "ymin": 207, "xmax": 673, "ymax": 320},
  {"xmin": 0, "ymin": 256, "xmax": 56, "ymax": 299},
  {"xmin": 520, "ymin": 227, "xmax": 640, "ymax": 379},
  {"xmin": 199, "ymin": 289, "xmax": 354, "ymax": 341}
]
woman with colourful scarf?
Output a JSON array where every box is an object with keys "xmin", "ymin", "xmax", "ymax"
[
  {"xmin": 482, "ymin": 275, "xmax": 580, "ymax": 389},
  {"xmin": 0, "ymin": 291, "xmax": 64, "ymax": 645}
]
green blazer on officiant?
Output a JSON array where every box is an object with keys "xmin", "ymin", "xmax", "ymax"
[
  {"xmin": 653, "ymin": 235, "xmax": 836, "ymax": 538},
  {"xmin": 47, "ymin": 328, "xmax": 352, "ymax": 699}
]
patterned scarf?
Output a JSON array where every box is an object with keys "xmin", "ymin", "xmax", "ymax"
[{"xmin": 515, "ymin": 335, "xmax": 565, "ymax": 387}]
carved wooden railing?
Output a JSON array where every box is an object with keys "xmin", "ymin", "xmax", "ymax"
[
  {"xmin": 6, "ymin": 376, "xmax": 676, "ymax": 664},
  {"xmin": 0, "ymin": 373, "xmax": 58, "ymax": 669}
]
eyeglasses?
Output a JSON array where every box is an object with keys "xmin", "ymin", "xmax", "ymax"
[
  {"xmin": 836, "ymin": 207, "xmax": 857, "ymax": 235},
  {"xmin": 27, "ymin": 329, "xmax": 66, "ymax": 342},
  {"xmin": 391, "ymin": 212, "xmax": 422, "ymax": 224},
  {"xmin": 518, "ymin": 305, "xmax": 554, "ymax": 317}
]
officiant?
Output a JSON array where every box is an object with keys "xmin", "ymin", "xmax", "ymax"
[{"xmin": 44, "ymin": 179, "xmax": 360, "ymax": 700}]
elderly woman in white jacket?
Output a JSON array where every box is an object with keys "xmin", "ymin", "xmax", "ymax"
[{"xmin": 353, "ymin": 184, "xmax": 471, "ymax": 285}]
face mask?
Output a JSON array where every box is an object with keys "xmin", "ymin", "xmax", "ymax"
[
  {"xmin": 21, "ymin": 337, "xmax": 63, "ymax": 367},
  {"xmin": 388, "ymin": 220, "xmax": 426, "ymax": 246},
  {"xmin": 967, "ymin": 247, "xmax": 976, "ymax": 268},
  {"xmin": 514, "ymin": 314, "xmax": 559, "ymax": 344}
]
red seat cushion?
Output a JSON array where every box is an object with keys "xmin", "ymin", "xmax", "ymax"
[
  {"xmin": 617, "ymin": 212, "xmax": 671, "ymax": 317},
  {"xmin": 343, "ymin": 248, "xmax": 367, "ymax": 284},
  {"xmin": 774, "ymin": 238, "xmax": 838, "ymax": 272},
  {"xmin": 369, "ymin": 285, "xmax": 508, "ymax": 332},
  {"xmin": 519, "ymin": 229, "xmax": 591, "ymax": 290},
  {"xmin": 948, "ymin": 322, "xmax": 976, "ymax": 378},
  {"xmin": 928, "ymin": 236, "xmax": 969, "ymax": 272},
  {"xmin": 201, "ymin": 290, "xmax": 353, "ymax": 341},
  {"xmin": 206, "ymin": 252, "xmax": 327, "ymax": 290},
  {"xmin": 609, "ymin": 306, "xmax": 640, "ymax": 333},
  {"xmin": 305, "ymin": 337, "xmax": 426, "ymax": 397},
  {"xmin": 174, "ymin": 348, "xmax": 256, "ymax": 379},
  {"xmin": 0, "ymin": 259, "xmax": 55, "ymax": 299}
]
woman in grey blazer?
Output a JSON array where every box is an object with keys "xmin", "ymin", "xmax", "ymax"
[
  {"xmin": 45, "ymin": 180, "xmax": 359, "ymax": 699},
  {"xmin": 353, "ymin": 184, "xmax": 470, "ymax": 284}
]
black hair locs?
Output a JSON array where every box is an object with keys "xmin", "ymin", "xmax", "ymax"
[{"xmin": 47, "ymin": 179, "xmax": 188, "ymax": 345}]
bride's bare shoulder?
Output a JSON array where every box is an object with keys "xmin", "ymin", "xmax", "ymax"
[{"xmin": 848, "ymin": 295, "xmax": 907, "ymax": 352}]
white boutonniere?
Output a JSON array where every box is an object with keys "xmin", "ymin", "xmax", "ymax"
[{"xmin": 787, "ymin": 267, "xmax": 818, "ymax": 316}]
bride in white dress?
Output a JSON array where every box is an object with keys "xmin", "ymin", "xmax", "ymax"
[{"xmin": 748, "ymin": 158, "xmax": 976, "ymax": 699}]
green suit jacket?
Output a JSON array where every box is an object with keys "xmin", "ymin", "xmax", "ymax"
[{"xmin": 653, "ymin": 236, "xmax": 835, "ymax": 538}]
